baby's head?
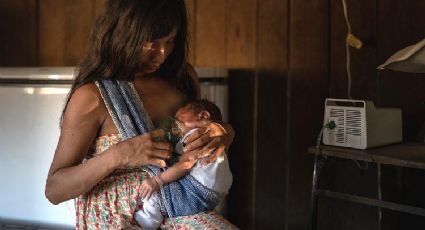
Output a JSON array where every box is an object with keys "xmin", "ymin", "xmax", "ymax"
[{"xmin": 175, "ymin": 99, "xmax": 223, "ymax": 124}]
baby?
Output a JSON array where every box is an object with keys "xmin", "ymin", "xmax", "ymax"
[{"xmin": 134, "ymin": 99, "xmax": 233, "ymax": 229}]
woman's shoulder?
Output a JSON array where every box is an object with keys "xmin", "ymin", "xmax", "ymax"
[
  {"xmin": 65, "ymin": 82, "xmax": 107, "ymax": 125},
  {"xmin": 70, "ymin": 82, "xmax": 102, "ymax": 106}
]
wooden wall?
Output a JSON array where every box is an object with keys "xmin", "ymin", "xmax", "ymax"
[
  {"xmin": 2, "ymin": 1, "xmax": 425, "ymax": 230},
  {"xmin": 0, "ymin": 0, "xmax": 102, "ymax": 66},
  {"xmin": 229, "ymin": 0, "xmax": 425, "ymax": 229},
  {"xmin": 0, "ymin": 0, "xmax": 260, "ymax": 68}
]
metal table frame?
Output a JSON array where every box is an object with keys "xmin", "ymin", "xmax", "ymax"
[{"xmin": 309, "ymin": 143, "xmax": 425, "ymax": 230}]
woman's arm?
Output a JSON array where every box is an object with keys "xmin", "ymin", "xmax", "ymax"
[{"xmin": 45, "ymin": 83, "xmax": 171, "ymax": 204}]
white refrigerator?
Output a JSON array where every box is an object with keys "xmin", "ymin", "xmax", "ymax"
[{"xmin": 0, "ymin": 67, "xmax": 75, "ymax": 229}]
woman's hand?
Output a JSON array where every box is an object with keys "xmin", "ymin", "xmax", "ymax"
[
  {"xmin": 117, "ymin": 129, "xmax": 172, "ymax": 168},
  {"xmin": 182, "ymin": 121, "xmax": 234, "ymax": 165}
]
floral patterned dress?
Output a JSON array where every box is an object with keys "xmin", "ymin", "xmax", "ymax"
[{"xmin": 76, "ymin": 133, "xmax": 238, "ymax": 229}]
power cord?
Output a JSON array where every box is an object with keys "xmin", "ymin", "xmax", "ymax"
[
  {"xmin": 312, "ymin": 121, "xmax": 336, "ymax": 196},
  {"xmin": 310, "ymin": 122, "xmax": 334, "ymax": 229},
  {"xmin": 341, "ymin": 0, "xmax": 363, "ymax": 100}
]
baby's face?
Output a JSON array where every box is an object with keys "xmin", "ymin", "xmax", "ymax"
[{"xmin": 174, "ymin": 105, "xmax": 198, "ymax": 124}]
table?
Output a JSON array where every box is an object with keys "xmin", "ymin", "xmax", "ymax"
[{"xmin": 308, "ymin": 143, "xmax": 425, "ymax": 230}]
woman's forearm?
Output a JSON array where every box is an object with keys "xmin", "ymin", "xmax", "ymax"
[{"xmin": 45, "ymin": 147, "xmax": 124, "ymax": 205}]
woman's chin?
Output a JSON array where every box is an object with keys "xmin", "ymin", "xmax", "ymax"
[
  {"xmin": 144, "ymin": 67, "xmax": 159, "ymax": 74},
  {"xmin": 137, "ymin": 67, "xmax": 158, "ymax": 75}
]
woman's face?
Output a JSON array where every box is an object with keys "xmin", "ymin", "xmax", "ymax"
[{"xmin": 139, "ymin": 27, "xmax": 178, "ymax": 74}]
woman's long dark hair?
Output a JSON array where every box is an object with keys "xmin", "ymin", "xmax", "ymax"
[{"xmin": 62, "ymin": 0, "xmax": 196, "ymax": 120}]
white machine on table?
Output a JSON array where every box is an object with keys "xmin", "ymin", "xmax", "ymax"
[{"xmin": 322, "ymin": 98, "xmax": 402, "ymax": 149}]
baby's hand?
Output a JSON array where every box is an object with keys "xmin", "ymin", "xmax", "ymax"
[{"xmin": 140, "ymin": 176, "xmax": 161, "ymax": 199}]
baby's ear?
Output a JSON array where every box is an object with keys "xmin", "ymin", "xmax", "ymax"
[{"xmin": 198, "ymin": 111, "xmax": 210, "ymax": 120}]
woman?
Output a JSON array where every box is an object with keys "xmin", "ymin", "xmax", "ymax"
[{"xmin": 44, "ymin": 0, "xmax": 236, "ymax": 229}]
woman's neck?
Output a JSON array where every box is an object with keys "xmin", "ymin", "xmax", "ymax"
[{"xmin": 133, "ymin": 71, "xmax": 153, "ymax": 79}]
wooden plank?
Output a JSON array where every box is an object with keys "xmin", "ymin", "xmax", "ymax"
[
  {"xmin": 308, "ymin": 145, "xmax": 375, "ymax": 162},
  {"xmin": 39, "ymin": 0, "xmax": 66, "ymax": 66},
  {"xmin": 227, "ymin": 70, "xmax": 256, "ymax": 229},
  {"xmin": 0, "ymin": 0, "xmax": 37, "ymax": 66},
  {"xmin": 257, "ymin": 0, "xmax": 287, "ymax": 71},
  {"xmin": 94, "ymin": 0, "xmax": 106, "ymax": 19},
  {"xmin": 255, "ymin": 73, "xmax": 287, "ymax": 229},
  {"xmin": 63, "ymin": 0, "xmax": 94, "ymax": 65},
  {"xmin": 227, "ymin": 0, "xmax": 289, "ymax": 228},
  {"xmin": 195, "ymin": 0, "xmax": 226, "ymax": 67},
  {"xmin": 225, "ymin": 0, "xmax": 256, "ymax": 68},
  {"xmin": 308, "ymin": 143, "xmax": 425, "ymax": 170},
  {"xmin": 319, "ymin": 190, "xmax": 425, "ymax": 217},
  {"xmin": 184, "ymin": 0, "xmax": 195, "ymax": 65},
  {"xmin": 288, "ymin": 0, "xmax": 329, "ymax": 229},
  {"xmin": 253, "ymin": 0, "xmax": 289, "ymax": 229}
]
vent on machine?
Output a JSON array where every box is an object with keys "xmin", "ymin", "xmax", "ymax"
[{"xmin": 346, "ymin": 109, "xmax": 362, "ymax": 137}]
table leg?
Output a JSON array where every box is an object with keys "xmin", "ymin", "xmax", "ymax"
[
  {"xmin": 377, "ymin": 163, "xmax": 382, "ymax": 230},
  {"xmin": 310, "ymin": 155, "xmax": 327, "ymax": 230}
]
